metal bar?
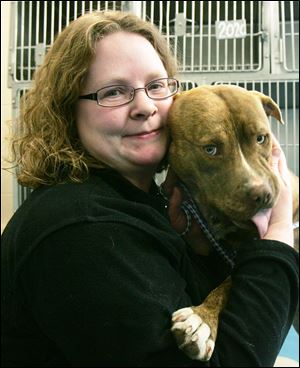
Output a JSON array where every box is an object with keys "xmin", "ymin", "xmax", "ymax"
[
  {"xmin": 159, "ymin": 1, "xmax": 163, "ymax": 33},
  {"xmin": 292, "ymin": 81, "xmax": 296, "ymax": 171},
  {"xmin": 284, "ymin": 80, "xmax": 288, "ymax": 144},
  {"xmin": 257, "ymin": 2, "xmax": 262, "ymax": 71},
  {"xmin": 66, "ymin": 1, "xmax": 70, "ymax": 26},
  {"xmin": 43, "ymin": 1, "xmax": 47, "ymax": 44},
  {"xmin": 166, "ymin": 1, "xmax": 170, "ymax": 49},
  {"xmin": 10, "ymin": 1, "xmax": 18, "ymax": 83},
  {"xmin": 224, "ymin": 1, "xmax": 228, "ymax": 71},
  {"xmin": 216, "ymin": 1, "xmax": 220, "ymax": 71},
  {"xmin": 207, "ymin": 1, "xmax": 211, "ymax": 71},
  {"xmin": 20, "ymin": 1, "xmax": 24, "ymax": 81},
  {"xmin": 191, "ymin": 0, "xmax": 195, "ymax": 71},
  {"xmin": 290, "ymin": 1, "xmax": 296, "ymax": 71},
  {"xmin": 28, "ymin": 1, "xmax": 33, "ymax": 81},
  {"xmin": 182, "ymin": 1, "xmax": 187, "ymax": 70},
  {"xmin": 233, "ymin": 1, "xmax": 237, "ymax": 71},
  {"xmin": 74, "ymin": 1, "xmax": 77, "ymax": 19},
  {"xmin": 275, "ymin": 80, "xmax": 281, "ymax": 138},
  {"xmin": 174, "ymin": 1, "xmax": 178, "ymax": 64},
  {"xmin": 241, "ymin": 1, "xmax": 245, "ymax": 69},
  {"xmin": 58, "ymin": 1, "xmax": 62, "ymax": 33},
  {"xmin": 36, "ymin": 1, "xmax": 40, "ymax": 44},
  {"xmin": 142, "ymin": 1, "xmax": 146, "ymax": 20},
  {"xmin": 250, "ymin": 1, "xmax": 253, "ymax": 70},
  {"xmin": 150, "ymin": 1, "xmax": 154, "ymax": 23},
  {"xmin": 51, "ymin": 1, "xmax": 55, "ymax": 44},
  {"xmin": 281, "ymin": 1, "xmax": 295, "ymax": 72},
  {"xmin": 199, "ymin": 1, "xmax": 203, "ymax": 71}
]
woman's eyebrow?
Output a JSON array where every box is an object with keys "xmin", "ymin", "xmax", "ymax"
[
  {"xmin": 88, "ymin": 78, "xmax": 129, "ymax": 90},
  {"xmin": 95, "ymin": 73, "xmax": 168, "ymax": 88}
]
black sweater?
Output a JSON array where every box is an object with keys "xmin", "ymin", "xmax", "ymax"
[{"xmin": 1, "ymin": 169, "xmax": 298, "ymax": 367}]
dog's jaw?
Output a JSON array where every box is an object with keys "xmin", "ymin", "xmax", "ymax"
[{"xmin": 193, "ymin": 197, "xmax": 260, "ymax": 245}]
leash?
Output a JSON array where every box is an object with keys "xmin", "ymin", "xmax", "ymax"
[{"xmin": 178, "ymin": 181, "xmax": 236, "ymax": 269}]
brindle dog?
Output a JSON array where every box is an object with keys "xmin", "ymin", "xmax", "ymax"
[{"xmin": 167, "ymin": 84, "xmax": 299, "ymax": 360}]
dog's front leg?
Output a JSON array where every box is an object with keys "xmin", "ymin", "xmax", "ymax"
[{"xmin": 171, "ymin": 276, "xmax": 232, "ymax": 361}]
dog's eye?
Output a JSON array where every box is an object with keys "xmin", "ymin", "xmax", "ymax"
[
  {"xmin": 257, "ymin": 135, "xmax": 267, "ymax": 144},
  {"xmin": 204, "ymin": 145, "xmax": 217, "ymax": 156}
]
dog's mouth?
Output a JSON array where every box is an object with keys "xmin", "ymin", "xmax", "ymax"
[
  {"xmin": 206, "ymin": 205, "xmax": 272, "ymax": 240},
  {"xmin": 211, "ymin": 213, "xmax": 257, "ymax": 230},
  {"xmin": 183, "ymin": 172, "xmax": 280, "ymax": 242},
  {"xmin": 212, "ymin": 186, "xmax": 278, "ymax": 225}
]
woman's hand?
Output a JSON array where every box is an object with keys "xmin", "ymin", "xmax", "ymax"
[
  {"xmin": 162, "ymin": 169, "xmax": 211, "ymax": 255},
  {"xmin": 261, "ymin": 134, "xmax": 294, "ymax": 247}
]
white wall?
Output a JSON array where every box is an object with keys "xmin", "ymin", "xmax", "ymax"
[{"xmin": 1, "ymin": 1, "xmax": 14, "ymax": 232}]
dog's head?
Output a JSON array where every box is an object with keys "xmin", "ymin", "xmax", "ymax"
[{"xmin": 167, "ymin": 84, "xmax": 283, "ymax": 240}]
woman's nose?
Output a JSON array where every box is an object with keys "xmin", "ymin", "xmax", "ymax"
[{"xmin": 129, "ymin": 89, "xmax": 158, "ymax": 120}]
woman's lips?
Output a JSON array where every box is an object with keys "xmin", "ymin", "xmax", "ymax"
[{"xmin": 124, "ymin": 128, "xmax": 162, "ymax": 139}]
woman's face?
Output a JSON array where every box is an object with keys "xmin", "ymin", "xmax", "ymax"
[{"xmin": 76, "ymin": 31, "xmax": 173, "ymax": 189}]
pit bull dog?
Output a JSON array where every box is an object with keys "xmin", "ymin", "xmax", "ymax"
[{"xmin": 167, "ymin": 84, "xmax": 299, "ymax": 361}]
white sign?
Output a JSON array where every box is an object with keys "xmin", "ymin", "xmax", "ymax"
[{"xmin": 215, "ymin": 19, "xmax": 247, "ymax": 40}]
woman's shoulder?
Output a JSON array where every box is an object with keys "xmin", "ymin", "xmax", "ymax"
[
  {"xmin": 1, "ymin": 169, "xmax": 189, "ymax": 282},
  {"xmin": 37, "ymin": 173, "xmax": 108, "ymax": 202},
  {"xmin": 1, "ymin": 170, "xmax": 134, "ymax": 267},
  {"xmin": 14, "ymin": 170, "xmax": 124, "ymax": 225},
  {"xmin": 1, "ymin": 171, "xmax": 119, "ymax": 244},
  {"xmin": 2, "ymin": 168, "xmax": 171, "ymax": 248}
]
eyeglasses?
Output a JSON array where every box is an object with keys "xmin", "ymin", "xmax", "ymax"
[{"xmin": 78, "ymin": 77, "xmax": 179, "ymax": 107}]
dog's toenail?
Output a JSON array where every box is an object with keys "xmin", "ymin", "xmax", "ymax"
[
  {"xmin": 191, "ymin": 334, "xmax": 198, "ymax": 342},
  {"xmin": 186, "ymin": 326, "xmax": 192, "ymax": 334}
]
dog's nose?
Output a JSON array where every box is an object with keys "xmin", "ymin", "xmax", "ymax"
[{"xmin": 249, "ymin": 184, "xmax": 272, "ymax": 207}]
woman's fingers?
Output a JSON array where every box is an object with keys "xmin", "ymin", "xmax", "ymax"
[{"xmin": 263, "ymin": 136, "xmax": 293, "ymax": 247}]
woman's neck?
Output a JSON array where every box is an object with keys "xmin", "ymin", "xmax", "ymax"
[{"xmin": 122, "ymin": 168, "xmax": 156, "ymax": 193}]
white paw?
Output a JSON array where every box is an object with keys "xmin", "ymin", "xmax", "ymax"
[{"xmin": 171, "ymin": 307, "xmax": 215, "ymax": 361}]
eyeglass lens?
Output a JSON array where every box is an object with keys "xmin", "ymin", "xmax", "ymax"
[{"xmin": 97, "ymin": 78, "xmax": 178, "ymax": 106}]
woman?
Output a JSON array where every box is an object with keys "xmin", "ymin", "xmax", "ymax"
[{"xmin": 1, "ymin": 10, "xmax": 298, "ymax": 367}]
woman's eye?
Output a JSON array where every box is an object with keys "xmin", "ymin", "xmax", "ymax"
[
  {"xmin": 106, "ymin": 90, "xmax": 121, "ymax": 97},
  {"xmin": 104, "ymin": 88, "xmax": 125, "ymax": 98},
  {"xmin": 204, "ymin": 145, "xmax": 218, "ymax": 156},
  {"xmin": 148, "ymin": 83, "xmax": 163, "ymax": 91},
  {"xmin": 100, "ymin": 86, "xmax": 128, "ymax": 100},
  {"xmin": 257, "ymin": 134, "xmax": 267, "ymax": 144}
]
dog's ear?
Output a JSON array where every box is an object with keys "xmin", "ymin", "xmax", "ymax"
[{"xmin": 250, "ymin": 91, "xmax": 284, "ymax": 124}]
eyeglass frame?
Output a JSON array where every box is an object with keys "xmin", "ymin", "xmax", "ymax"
[{"xmin": 78, "ymin": 77, "xmax": 180, "ymax": 107}]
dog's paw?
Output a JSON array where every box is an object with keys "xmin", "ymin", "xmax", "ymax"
[{"xmin": 171, "ymin": 307, "xmax": 215, "ymax": 361}]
